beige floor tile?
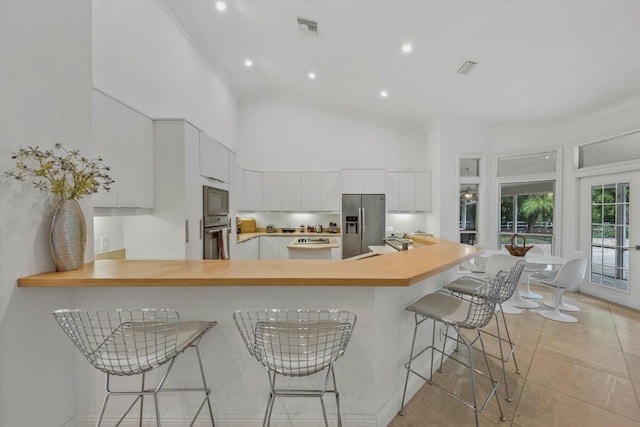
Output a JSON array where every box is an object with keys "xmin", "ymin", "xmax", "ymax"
[
  {"xmin": 620, "ymin": 333, "xmax": 640, "ymax": 358},
  {"xmin": 389, "ymin": 291, "xmax": 640, "ymax": 427},
  {"xmin": 541, "ymin": 319, "xmax": 622, "ymax": 351},
  {"xmin": 536, "ymin": 333, "xmax": 629, "ymax": 379},
  {"xmin": 527, "ymin": 352, "xmax": 640, "ymax": 420},
  {"xmin": 625, "ymin": 353, "xmax": 640, "ymax": 384},
  {"xmin": 513, "ymin": 381, "xmax": 640, "ymax": 427}
]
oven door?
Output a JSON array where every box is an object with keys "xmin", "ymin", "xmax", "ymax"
[
  {"xmin": 204, "ymin": 226, "xmax": 230, "ymax": 259},
  {"xmin": 203, "ymin": 186, "xmax": 229, "ymax": 218}
]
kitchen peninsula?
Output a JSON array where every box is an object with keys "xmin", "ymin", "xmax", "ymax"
[{"xmin": 18, "ymin": 236, "xmax": 477, "ymax": 426}]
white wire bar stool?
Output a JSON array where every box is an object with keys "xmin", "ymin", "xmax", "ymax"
[
  {"xmin": 445, "ymin": 256, "xmax": 526, "ymax": 402},
  {"xmin": 233, "ymin": 309, "xmax": 356, "ymax": 427},
  {"xmin": 53, "ymin": 308, "xmax": 216, "ymax": 427},
  {"xmin": 398, "ymin": 272, "xmax": 508, "ymax": 427}
]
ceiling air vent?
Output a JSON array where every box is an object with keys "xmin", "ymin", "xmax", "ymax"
[
  {"xmin": 457, "ymin": 60, "xmax": 478, "ymax": 75},
  {"xmin": 297, "ymin": 17, "xmax": 319, "ymax": 37}
]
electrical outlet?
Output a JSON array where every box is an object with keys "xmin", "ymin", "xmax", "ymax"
[{"xmin": 101, "ymin": 237, "xmax": 110, "ymax": 251}]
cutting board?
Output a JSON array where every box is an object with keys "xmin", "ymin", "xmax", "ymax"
[{"xmin": 239, "ymin": 217, "xmax": 256, "ymax": 233}]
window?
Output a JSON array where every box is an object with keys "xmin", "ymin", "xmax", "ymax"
[
  {"xmin": 500, "ymin": 181, "xmax": 554, "ymax": 253},
  {"xmin": 459, "ymin": 157, "xmax": 482, "ymax": 245},
  {"xmin": 590, "ymin": 183, "xmax": 629, "ymax": 291},
  {"xmin": 579, "ymin": 130, "xmax": 640, "ymax": 169},
  {"xmin": 460, "ymin": 184, "xmax": 477, "ymax": 245}
]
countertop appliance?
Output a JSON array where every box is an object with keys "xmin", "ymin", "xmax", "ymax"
[
  {"xmin": 203, "ymin": 185, "xmax": 230, "ymax": 259},
  {"xmin": 342, "ymin": 194, "xmax": 385, "ymax": 259}
]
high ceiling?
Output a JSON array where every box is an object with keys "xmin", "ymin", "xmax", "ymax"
[{"xmin": 163, "ymin": 0, "xmax": 640, "ymax": 127}]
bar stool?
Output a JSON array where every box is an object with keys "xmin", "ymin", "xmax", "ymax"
[
  {"xmin": 445, "ymin": 255, "xmax": 526, "ymax": 402},
  {"xmin": 233, "ymin": 309, "xmax": 356, "ymax": 427},
  {"xmin": 53, "ymin": 308, "xmax": 216, "ymax": 426},
  {"xmin": 398, "ymin": 272, "xmax": 507, "ymax": 427}
]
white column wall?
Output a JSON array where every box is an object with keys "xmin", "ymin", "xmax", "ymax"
[
  {"xmin": 0, "ymin": 1, "xmax": 93, "ymax": 426},
  {"xmin": 92, "ymin": 0, "xmax": 239, "ymax": 152}
]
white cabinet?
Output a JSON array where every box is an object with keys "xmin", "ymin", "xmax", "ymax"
[
  {"xmin": 124, "ymin": 120, "xmax": 202, "ymax": 260},
  {"xmin": 321, "ymin": 172, "xmax": 341, "ymax": 211},
  {"xmin": 342, "ymin": 169, "xmax": 385, "ymax": 194},
  {"xmin": 262, "ymin": 172, "xmax": 282, "ymax": 211},
  {"xmin": 385, "ymin": 173, "xmax": 399, "ymax": 211},
  {"xmin": 235, "ymin": 237, "xmax": 259, "ymax": 260},
  {"xmin": 301, "ymin": 173, "xmax": 322, "ymax": 211},
  {"xmin": 199, "ymin": 132, "xmax": 229, "ymax": 183},
  {"xmin": 282, "ymin": 172, "xmax": 301, "ymax": 211},
  {"xmin": 415, "ymin": 172, "xmax": 431, "ymax": 212},
  {"xmin": 93, "ymin": 90, "xmax": 153, "ymax": 209},
  {"xmin": 236, "ymin": 166, "xmax": 245, "ymax": 210},
  {"xmin": 259, "ymin": 236, "xmax": 291, "ymax": 260},
  {"xmin": 385, "ymin": 172, "xmax": 432, "ymax": 212},
  {"xmin": 398, "ymin": 173, "xmax": 415, "ymax": 211},
  {"xmin": 331, "ymin": 237, "xmax": 342, "ymax": 260},
  {"xmin": 243, "ymin": 170, "xmax": 262, "ymax": 211}
]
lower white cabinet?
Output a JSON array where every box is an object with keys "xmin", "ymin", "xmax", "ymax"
[
  {"xmin": 235, "ymin": 237, "xmax": 260, "ymax": 260},
  {"xmin": 259, "ymin": 236, "xmax": 291, "ymax": 259}
]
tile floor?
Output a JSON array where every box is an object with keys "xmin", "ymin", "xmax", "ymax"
[{"xmin": 389, "ymin": 284, "xmax": 640, "ymax": 427}]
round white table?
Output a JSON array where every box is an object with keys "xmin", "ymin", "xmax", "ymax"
[{"xmin": 478, "ymin": 250, "xmax": 568, "ymax": 312}]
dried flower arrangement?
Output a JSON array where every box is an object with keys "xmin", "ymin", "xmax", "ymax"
[{"xmin": 4, "ymin": 143, "xmax": 114, "ymax": 200}]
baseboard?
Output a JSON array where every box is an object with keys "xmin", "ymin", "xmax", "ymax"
[{"xmin": 376, "ymin": 338, "xmax": 458, "ymax": 426}]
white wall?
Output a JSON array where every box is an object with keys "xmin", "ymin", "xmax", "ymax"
[
  {"xmin": 239, "ymin": 94, "xmax": 426, "ymax": 172},
  {"xmin": 0, "ymin": 1, "xmax": 93, "ymax": 425},
  {"xmin": 425, "ymin": 116, "xmax": 492, "ymax": 241},
  {"xmin": 92, "ymin": 0, "xmax": 239, "ymax": 152}
]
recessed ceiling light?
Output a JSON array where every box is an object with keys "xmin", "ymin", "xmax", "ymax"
[
  {"xmin": 379, "ymin": 90, "xmax": 388, "ymax": 98},
  {"xmin": 215, "ymin": 1, "xmax": 226, "ymax": 12},
  {"xmin": 308, "ymin": 72, "xmax": 316, "ymax": 80},
  {"xmin": 545, "ymin": 155, "xmax": 550, "ymax": 159},
  {"xmin": 244, "ymin": 59, "xmax": 253, "ymax": 67},
  {"xmin": 401, "ymin": 44, "xmax": 413, "ymax": 54}
]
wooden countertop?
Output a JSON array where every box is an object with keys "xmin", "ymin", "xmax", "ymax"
[{"xmin": 17, "ymin": 236, "xmax": 478, "ymax": 288}]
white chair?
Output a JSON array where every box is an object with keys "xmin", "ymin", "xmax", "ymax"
[
  {"xmin": 398, "ymin": 272, "xmax": 508, "ymax": 427},
  {"xmin": 533, "ymin": 258, "xmax": 588, "ymax": 323},
  {"xmin": 233, "ymin": 309, "xmax": 356, "ymax": 427},
  {"xmin": 445, "ymin": 254, "xmax": 526, "ymax": 402},
  {"xmin": 461, "ymin": 243, "xmax": 489, "ymax": 274},
  {"xmin": 520, "ymin": 246, "xmax": 545, "ymax": 299},
  {"xmin": 53, "ymin": 308, "xmax": 216, "ymax": 426}
]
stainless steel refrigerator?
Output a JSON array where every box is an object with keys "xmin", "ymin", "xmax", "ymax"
[{"xmin": 342, "ymin": 194, "xmax": 386, "ymax": 259}]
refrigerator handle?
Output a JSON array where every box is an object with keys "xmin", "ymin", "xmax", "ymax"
[
  {"xmin": 358, "ymin": 207, "xmax": 363, "ymax": 241},
  {"xmin": 362, "ymin": 207, "xmax": 366, "ymax": 239}
]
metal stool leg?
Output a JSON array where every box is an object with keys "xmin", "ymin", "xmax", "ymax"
[
  {"xmin": 476, "ymin": 331, "xmax": 506, "ymax": 422},
  {"xmin": 331, "ymin": 366, "xmax": 343, "ymax": 427},
  {"xmin": 398, "ymin": 313, "xmax": 420, "ymax": 416},
  {"xmin": 139, "ymin": 373, "xmax": 145, "ymax": 427},
  {"xmin": 194, "ymin": 344, "xmax": 216, "ymax": 426}
]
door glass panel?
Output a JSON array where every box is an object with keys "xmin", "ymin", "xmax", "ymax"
[{"xmin": 590, "ymin": 182, "xmax": 630, "ymax": 292}]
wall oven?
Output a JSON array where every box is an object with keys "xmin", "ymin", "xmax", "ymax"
[{"xmin": 203, "ymin": 185, "xmax": 230, "ymax": 259}]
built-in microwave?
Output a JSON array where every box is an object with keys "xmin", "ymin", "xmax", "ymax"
[{"xmin": 203, "ymin": 185, "xmax": 229, "ymax": 227}]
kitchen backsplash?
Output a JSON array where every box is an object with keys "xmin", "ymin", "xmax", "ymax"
[{"xmin": 239, "ymin": 212, "xmax": 428, "ymax": 236}]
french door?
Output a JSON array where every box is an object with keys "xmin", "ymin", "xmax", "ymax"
[{"xmin": 580, "ymin": 171, "xmax": 640, "ymax": 309}]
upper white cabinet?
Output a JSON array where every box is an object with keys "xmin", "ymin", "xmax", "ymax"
[
  {"xmin": 342, "ymin": 169, "xmax": 385, "ymax": 194},
  {"xmin": 243, "ymin": 170, "xmax": 262, "ymax": 211},
  {"xmin": 199, "ymin": 131, "xmax": 229, "ymax": 183},
  {"xmin": 301, "ymin": 172, "xmax": 322, "ymax": 211},
  {"xmin": 385, "ymin": 172, "xmax": 432, "ymax": 212},
  {"xmin": 320, "ymin": 172, "xmax": 341, "ymax": 211},
  {"xmin": 414, "ymin": 172, "xmax": 431, "ymax": 212},
  {"xmin": 262, "ymin": 172, "xmax": 282, "ymax": 211},
  {"xmin": 93, "ymin": 90, "xmax": 153, "ymax": 209},
  {"xmin": 281, "ymin": 172, "xmax": 301, "ymax": 211}
]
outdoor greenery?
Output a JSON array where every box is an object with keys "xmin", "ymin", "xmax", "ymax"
[
  {"xmin": 501, "ymin": 192, "xmax": 554, "ymax": 233},
  {"xmin": 4, "ymin": 143, "xmax": 114, "ymax": 200}
]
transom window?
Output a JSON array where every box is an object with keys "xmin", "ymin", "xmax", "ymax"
[{"xmin": 590, "ymin": 183, "xmax": 630, "ymax": 291}]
